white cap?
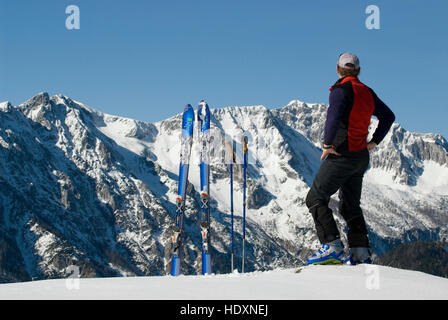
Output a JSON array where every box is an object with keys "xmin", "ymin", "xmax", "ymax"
[{"xmin": 338, "ymin": 53, "xmax": 360, "ymax": 70}]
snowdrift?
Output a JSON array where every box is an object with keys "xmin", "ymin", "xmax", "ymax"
[{"xmin": 1, "ymin": 265, "xmax": 447, "ymax": 300}]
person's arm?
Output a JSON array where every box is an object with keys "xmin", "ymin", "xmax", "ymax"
[
  {"xmin": 369, "ymin": 90, "xmax": 395, "ymax": 148},
  {"xmin": 324, "ymin": 87, "xmax": 349, "ymax": 146},
  {"xmin": 321, "ymin": 87, "xmax": 348, "ymax": 160}
]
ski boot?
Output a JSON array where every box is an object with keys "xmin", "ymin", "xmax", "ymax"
[
  {"xmin": 344, "ymin": 247, "xmax": 372, "ymax": 265},
  {"xmin": 306, "ymin": 239, "xmax": 344, "ymax": 265}
]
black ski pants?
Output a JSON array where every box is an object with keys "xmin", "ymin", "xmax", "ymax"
[{"xmin": 305, "ymin": 149, "xmax": 370, "ymax": 247}]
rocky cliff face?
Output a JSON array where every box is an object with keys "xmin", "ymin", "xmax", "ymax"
[
  {"xmin": 0, "ymin": 93, "xmax": 447, "ymax": 283},
  {"xmin": 0, "ymin": 93, "xmax": 171, "ymax": 282}
]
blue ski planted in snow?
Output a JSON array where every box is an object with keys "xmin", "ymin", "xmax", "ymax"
[
  {"xmin": 170, "ymin": 104, "xmax": 195, "ymax": 276},
  {"xmin": 197, "ymin": 100, "xmax": 212, "ymax": 275}
]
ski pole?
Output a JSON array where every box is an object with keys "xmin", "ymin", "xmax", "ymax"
[
  {"xmin": 242, "ymin": 135, "xmax": 248, "ymax": 273},
  {"xmin": 225, "ymin": 140, "xmax": 235, "ymax": 273}
]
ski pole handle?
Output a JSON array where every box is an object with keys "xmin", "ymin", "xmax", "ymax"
[
  {"xmin": 242, "ymin": 135, "xmax": 248, "ymax": 273},
  {"xmin": 243, "ymin": 137, "xmax": 248, "ymax": 156}
]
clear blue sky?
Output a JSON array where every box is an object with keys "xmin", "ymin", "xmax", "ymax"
[{"xmin": 1, "ymin": 0, "xmax": 447, "ymax": 138}]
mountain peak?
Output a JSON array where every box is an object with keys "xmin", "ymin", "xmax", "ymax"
[
  {"xmin": 21, "ymin": 92, "xmax": 50, "ymax": 109},
  {"xmin": 286, "ymin": 99, "xmax": 306, "ymax": 107},
  {"xmin": 0, "ymin": 101, "xmax": 12, "ymax": 112}
]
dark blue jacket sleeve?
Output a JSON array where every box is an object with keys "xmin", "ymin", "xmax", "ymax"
[
  {"xmin": 324, "ymin": 87, "xmax": 349, "ymax": 145},
  {"xmin": 370, "ymin": 90, "xmax": 395, "ymax": 145}
]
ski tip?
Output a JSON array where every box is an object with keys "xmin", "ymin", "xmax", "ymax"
[
  {"xmin": 198, "ymin": 100, "xmax": 208, "ymax": 109},
  {"xmin": 183, "ymin": 105, "xmax": 195, "ymax": 120}
]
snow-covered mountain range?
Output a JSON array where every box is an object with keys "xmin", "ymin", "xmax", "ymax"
[{"xmin": 0, "ymin": 93, "xmax": 447, "ymax": 283}]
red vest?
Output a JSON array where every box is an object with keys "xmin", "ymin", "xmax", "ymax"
[{"xmin": 330, "ymin": 76, "xmax": 375, "ymax": 152}]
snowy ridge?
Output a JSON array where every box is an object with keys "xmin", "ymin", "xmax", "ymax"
[
  {"xmin": 0, "ymin": 93, "xmax": 447, "ymax": 283},
  {"xmin": 1, "ymin": 265, "xmax": 447, "ymax": 300}
]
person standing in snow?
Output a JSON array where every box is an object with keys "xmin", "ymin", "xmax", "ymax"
[{"xmin": 305, "ymin": 53, "xmax": 395, "ymax": 265}]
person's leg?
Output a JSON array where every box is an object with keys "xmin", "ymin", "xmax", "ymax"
[
  {"xmin": 338, "ymin": 149, "xmax": 370, "ymax": 248},
  {"xmin": 306, "ymin": 154, "xmax": 353, "ymax": 244},
  {"xmin": 338, "ymin": 174, "xmax": 369, "ymax": 248}
]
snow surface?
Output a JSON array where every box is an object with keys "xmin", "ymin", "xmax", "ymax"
[{"xmin": 1, "ymin": 265, "xmax": 447, "ymax": 300}]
